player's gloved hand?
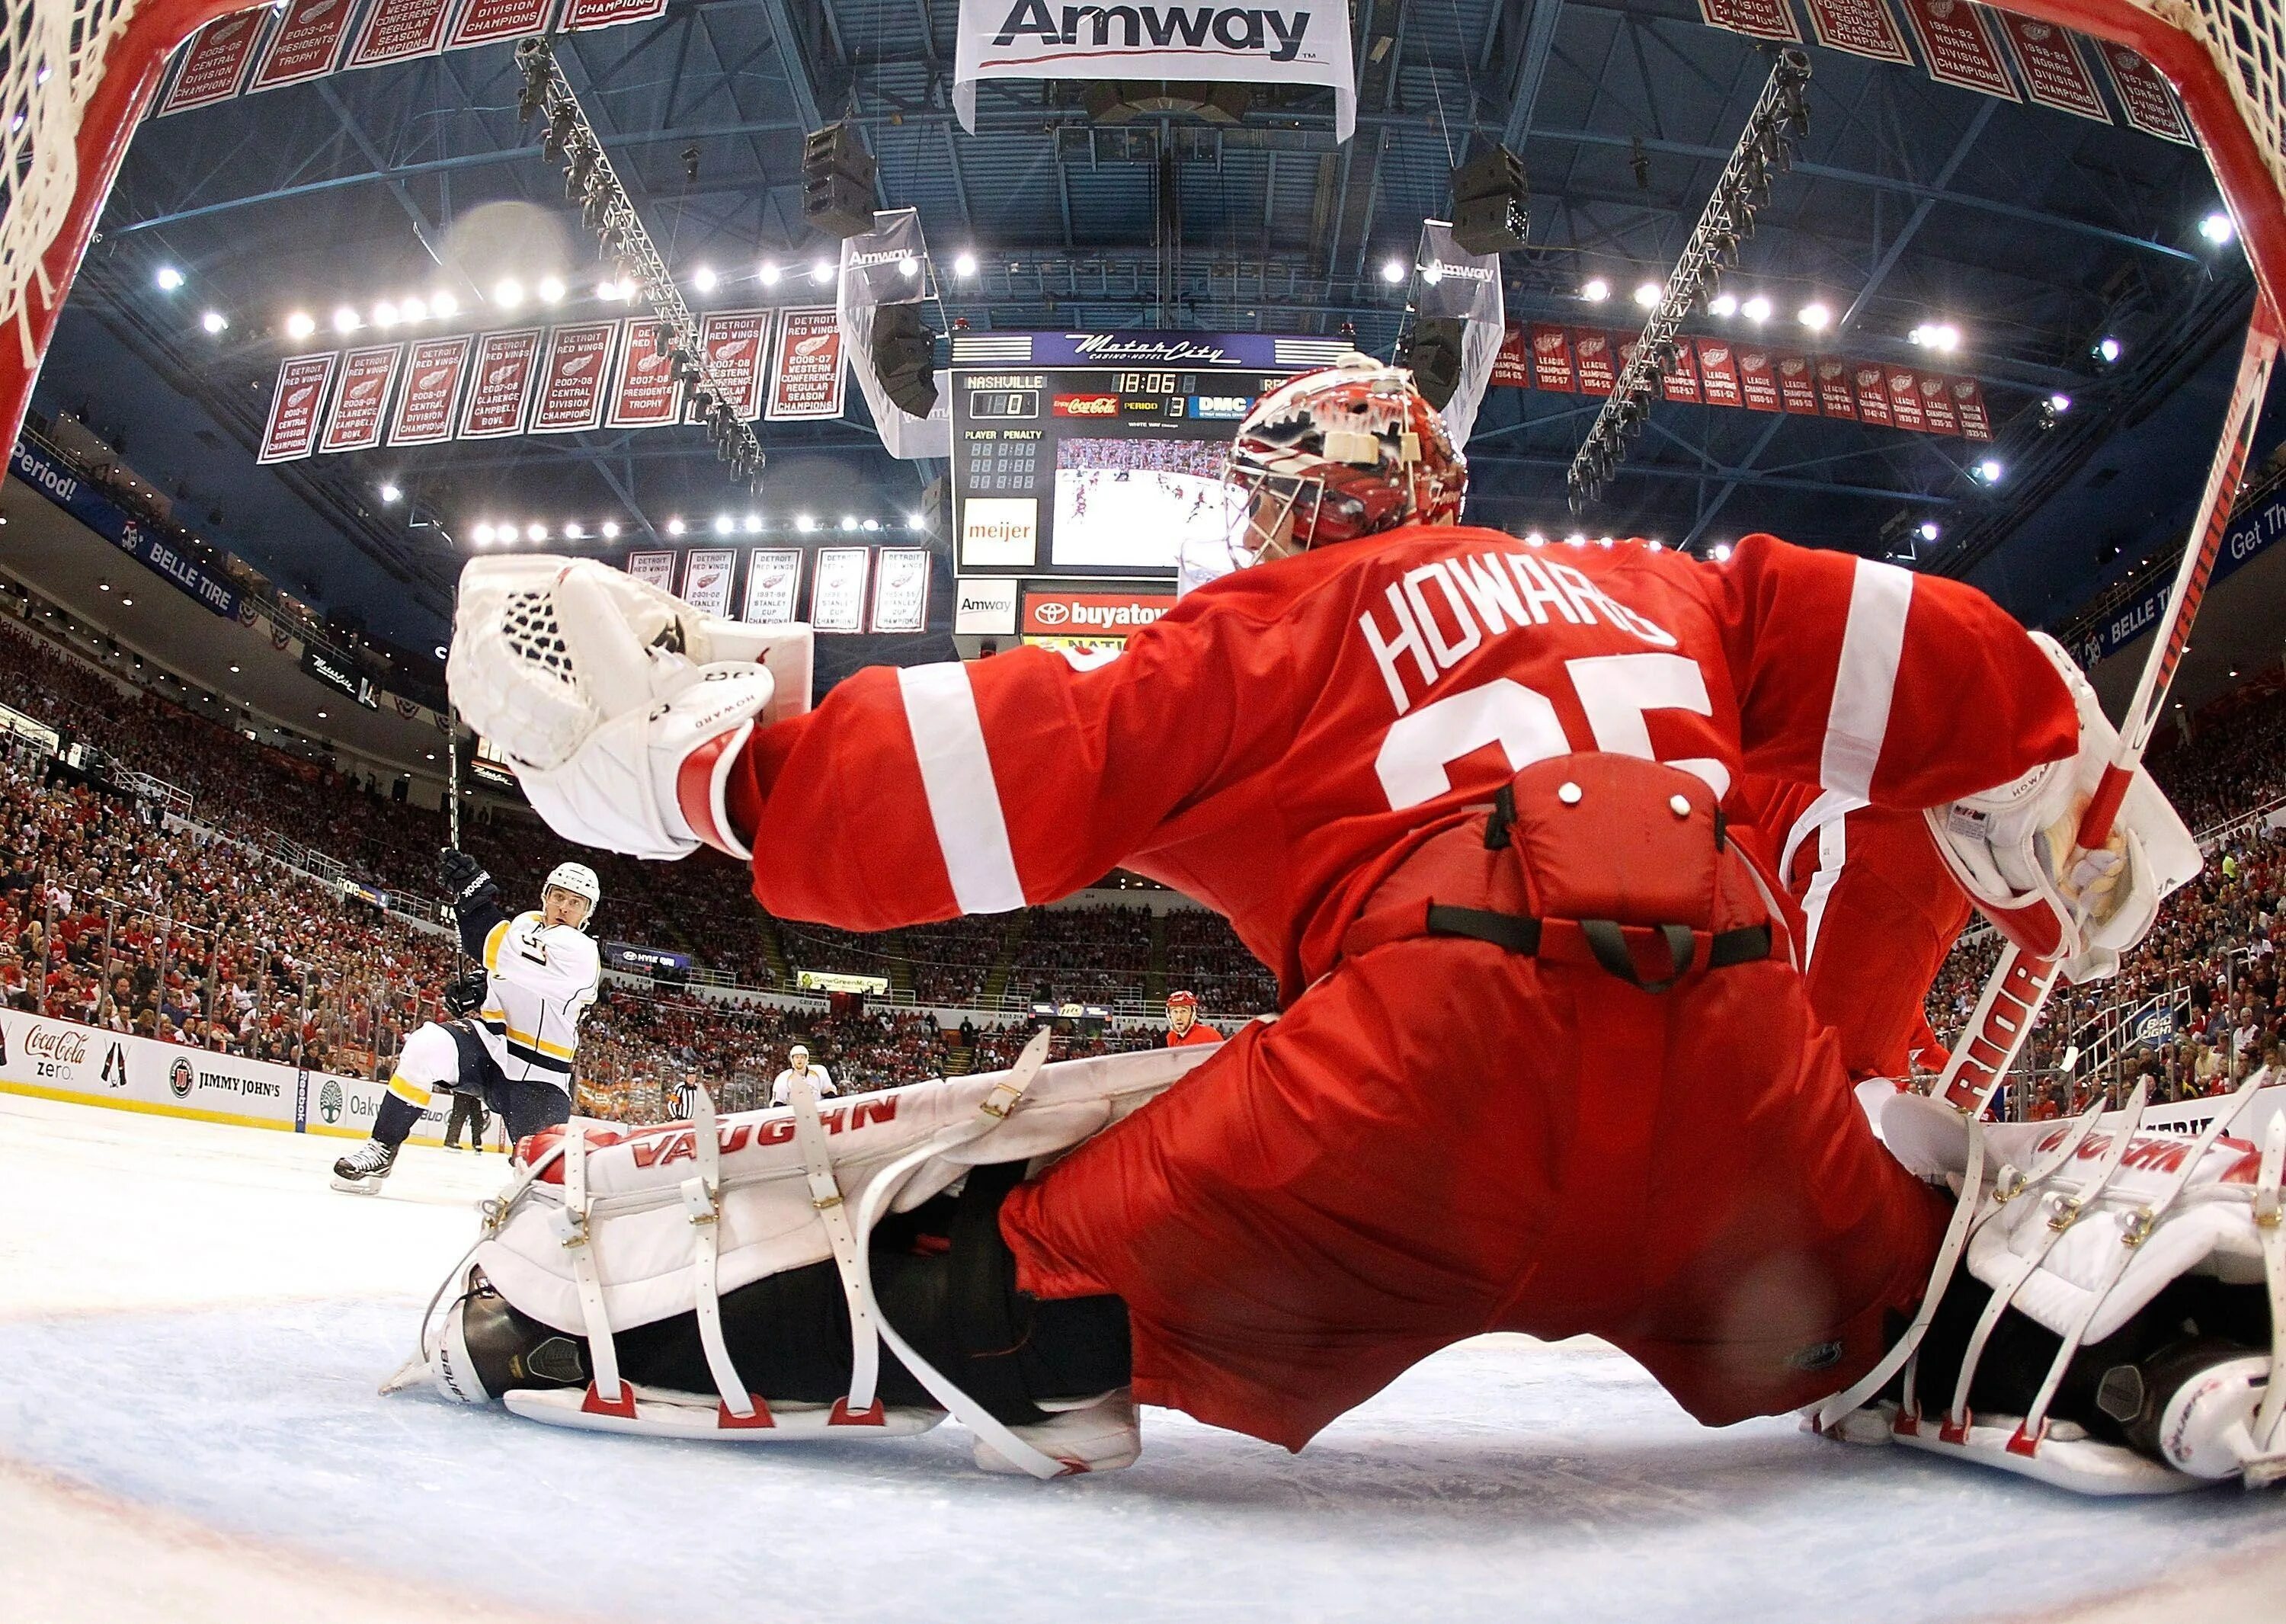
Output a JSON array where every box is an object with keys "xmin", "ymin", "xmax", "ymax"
[
  {"xmin": 448, "ymin": 558, "xmax": 796, "ymax": 860},
  {"xmin": 441, "ymin": 969, "xmax": 488, "ymax": 1018},
  {"xmin": 438, "ymin": 847, "xmax": 498, "ymax": 915}
]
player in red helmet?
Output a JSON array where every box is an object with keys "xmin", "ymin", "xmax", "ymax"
[
  {"xmin": 1162, "ymin": 989, "xmax": 1221, "ymax": 1049},
  {"xmin": 442, "ymin": 356, "xmax": 2238, "ymax": 1491}
]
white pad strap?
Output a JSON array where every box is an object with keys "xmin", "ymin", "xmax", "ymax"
[
  {"xmin": 789, "ymin": 1066, "xmax": 885, "ymax": 1422},
  {"xmin": 552, "ymin": 1125, "xmax": 630, "ymax": 1414},
  {"xmin": 680, "ymin": 1086, "xmax": 763, "ymax": 1422},
  {"xmin": 1943, "ymin": 1087, "xmax": 2139, "ymax": 1438},
  {"xmin": 2011, "ymin": 1074, "xmax": 2262, "ymax": 1456},
  {"xmin": 1813, "ymin": 1111, "xmax": 1987, "ymax": 1434},
  {"xmin": 2250, "ymin": 1113, "xmax": 2286, "ymax": 1458}
]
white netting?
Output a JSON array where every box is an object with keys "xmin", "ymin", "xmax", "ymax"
[
  {"xmin": 0, "ymin": 0, "xmax": 137, "ymax": 360},
  {"xmin": 2172, "ymin": 0, "xmax": 2286, "ymax": 203}
]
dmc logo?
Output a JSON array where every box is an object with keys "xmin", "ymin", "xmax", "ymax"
[
  {"xmin": 993, "ymin": 3, "xmax": 1313, "ymax": 61},
  {"xmin": 169, "ymin": 1056, "xmax": 194, "ymax": 1099},
  {"xmin": 1054, "ymin": 394, "xmax": 1119, "ymax": 417},
  {"xmin": 319, "ymin": 1078, "xmax": 344, "ymax": 1124}
]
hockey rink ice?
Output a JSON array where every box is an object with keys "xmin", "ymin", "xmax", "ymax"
[{"xmin": 5, "ymin": 1091, "xmax": 2284, "ymax": 1624}]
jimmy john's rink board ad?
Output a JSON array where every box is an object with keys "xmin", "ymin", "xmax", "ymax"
[
  {"xmin": 949, "ymin": 331, "xmax": 1347, "ymax": 579},
  {"xmin": 0, "ymin": 1006, "xmax": 463, "ymax": 1144}
]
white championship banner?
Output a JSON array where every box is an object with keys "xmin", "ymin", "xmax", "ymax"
[
  {"xmin": 743, "ymin": 547, "xmax": 802, "ymax": 622},
  {"xmin": 0, "ymin": 1006, "xmax": 463, "ymax": 1145},
  {"xmin": 955, "ymin": 1, "xmax": 1355, "ymax": 142}
]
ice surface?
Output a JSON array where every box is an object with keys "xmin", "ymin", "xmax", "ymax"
[{"xmin": 4, "ymin": 1091, "xmax": 2283, "ymax": 1623}]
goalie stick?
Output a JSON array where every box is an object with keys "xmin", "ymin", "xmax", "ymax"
[{"xmin": 1934, "ymin": 306, "xmax": 2282, "ymax": 1116}]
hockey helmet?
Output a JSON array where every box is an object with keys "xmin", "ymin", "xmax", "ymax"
[
  {"xmin": 1180, "ymin": 353, "xmax": 1466, "ymax": 596},
  {"xmin": 543, "ymin": 860, "xmax": 601, "ymax": 923},
  {"xmin": 1166, "ymin": 990, "xmax": 1198, "ymax": 1010}
]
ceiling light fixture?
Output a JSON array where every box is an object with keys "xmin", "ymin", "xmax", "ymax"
[
  {"xmin": 284, "ymin": 311, "xmax": 316, "ymax": 339},
  {"xmin": 1580, "ymin": 277, "xmax": 1610, "ymax": 302},
  {"xmin": 155, "ymin": 265, "xmax": 185, "ymax": 291}
]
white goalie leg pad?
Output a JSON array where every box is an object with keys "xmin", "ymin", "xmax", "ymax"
[{"xmin": 1923, "ymin": 632, "xmax": 2201, "ymax": 982}]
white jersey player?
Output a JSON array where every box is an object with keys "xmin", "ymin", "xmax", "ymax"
[
  {"xmin": 770, "ymin": 1044, "xmax": 836, "ymax": 1107},
  {"xmin": 331, "ymin": 854, "xmax": 600, "ymax": 1193}
]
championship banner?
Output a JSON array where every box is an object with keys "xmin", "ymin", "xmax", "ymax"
[
  {"xmin": 766, "ymin": 307, "xmax": 849, "ymax": 421},
  {"xmin": 1659, "ymin": 341, "xmax": 1702, "ymax": 405},
  {"xmin": 626, "ymin": 551, "xmax": 676, "ymax": 590},
  {"xmin": 742, "ymin": 548, "xmax": 802, "ymax": 622},
  {"xmin": 1735, "ymin": 344, "xmax": 1782, "ymax": 411},
  {"xmin": 1898, "ymin": 0, "xmax": 2020, "ymax": 101},
  {"xmin": 562, "ymin": 0, "xmax": 668, "ymax": 27},
  {"xmin": 2098, "ymin": 43, "xmax": 2194, "ymax": 144},
  {"xmin": 956, "ymin": 0, "xmax": 1356, "ymax": 143},
  {"xmin": 345, "ymin": 0, "xmax": 456, "ymax": 66},
  {"xmin": 1949, "ymin": 375, "xmax": 1994, "ymax": 440},
  {"xmin": 158, "ymin": 11, "xmax": 270, "ymax": 114},
  {"xmin": 258, "ymin": 352, "xmax": 338, "ymax": 463},
  {"xmin": 1695, "ymin": 338, "xmax": 1744, "ymax": 408},
  {"xmin": 1800, "ymin": 0, "xmax": 1910, "ymax": 64},
  {"xmin": 808, "ymin": 547, "xmax": 870, "ymax": 633},
  {"xmin": 386, "ymin": 334, "xmax": 472, "ymax": 446},
  {"xmin": 1528, "ymin": 324, "xmax": 1575, "ymax": 392},
  {"xmin": 1574, "ymin": 331, "xmax": 1618, "ymax": 396},
  {"xmin": 1794, "ymin": 356, "xmax": 1838, "ymax": 416},
  {"xmin": 1852, "ymin": 361, "xmax": 1894, "ymax": 425},
  {"xmin": 696, "ymin": 311, "xmax": 772, "ymax": 421},
  {"xmin": 607, "ymin": 318, "xmax": 681, "ymax": 429},
  {"xmin": 1696, "ymin": 0, "xmax": 1801, "ymax": 43},
  {"xmin": 459, "ymin": 328, "xmax": 543, "ymax": 439},
  {"xmin": 869, "ymin": 548, "xmax": 933, "ymax": 635},
  {"xmin": 529, "ymin": 321, "xmax": 617, "ymax": 434},
  {"xmin": 246, "ymin": 0, "xmax": 356, "ymax": 92},
  {"xmin": 1915, "ymin": 372, "xmax": 1960, "ymax": 435},
  {"xmin": 680, "ymin": 549, "xmax": 738, "ymax": 617},
  {"xmin": 319, "ymin": 343, "xmax": 403, "ymax": 453},
  {"xmin": 1490, "ymin": 325, "xmax": 1531, "ymax": 389},
  {"xmin": 1994, "ymin": 13, "xmax": 2110, "ymax": 121},
  {"xmin": 1884, "ymin": 364, "xmax": 1926, "ymax": 432},
  {"xmin": 448, "ymin": 0, "xmax": 558, "ymax": 50}
]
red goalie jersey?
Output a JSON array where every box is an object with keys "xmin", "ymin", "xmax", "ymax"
[{"xmin": 719, "ymin": 527, "xmax": 2075, "ymax": 1446}]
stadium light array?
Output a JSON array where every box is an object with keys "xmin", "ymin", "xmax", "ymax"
[
  {"xmin": 952, "ymin": 252, "xmax": 978, "ymax": 278},
  {"xmin": 155, "ymin": 265, "xmax": 184, "ymax": 291},
  {"xmin": 760, "ymin": 261, "xmax": 782, "ymax": 286},
  {"xmin": 494, "ymin": 278, "xmax": 524, "ymax": 308},
  {"xmin": 284, "ymin": 311, "xmax": 315, "ymax": 339},
  {"xmin": 200, "ymin": 310, "xmax": 228, "ymax": 334},
  {"xmin": 333, "ymin": 306, "xmax": 361, "ymax": 333},
  {"xmin": 1798, "ymin": 301, "xmax": 1831, "ymax": 332},
  {"xmin": 1740, "ymin": 295, "xmax": 1771, "ymax": 322},
  {"xmin": 693, "ymin": 265, "xmax": 719, "ymax": 293},
  {"xmin": 666, "ymin": 517, "xmax": 687, "ymax": 535},
  {"xmin": 1632, "ymin": 281, "xmax": 1660, "ymax": 308},
  {"xmin": 2200, "ymin": 211, "xmax": 2236, "ymax": 245},
  {"xmin": 1909, "ymin": 322, "xmax": 1961, "ymax": 352},
  {"xmin": 1708, "ymin": 292, "xmax": 1738, "ymax": 317},
  {"xmin": 1580, "ymin": 277, "xmax": 1610, "ymax": 302}
]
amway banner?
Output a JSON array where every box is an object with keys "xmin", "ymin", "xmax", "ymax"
[{"xmin": 956, "ymin": 2, "xmax": 1356, "ymax": 142}]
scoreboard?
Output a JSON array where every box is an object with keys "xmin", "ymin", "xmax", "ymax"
[{"xmin": 950, "ymin": 332, "xmax": 1350, "ymax": 581}]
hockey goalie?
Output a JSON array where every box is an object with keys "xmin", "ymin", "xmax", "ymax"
[{"xmin": 422, "ymin": 354, "xmax": 2281, "ymax": 1492}]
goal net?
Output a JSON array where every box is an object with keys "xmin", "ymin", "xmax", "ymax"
[{"xmin": 0, "ymin": 0, "xmax": 2276, "ymax": 447}]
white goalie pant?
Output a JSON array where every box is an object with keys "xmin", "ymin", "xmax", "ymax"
[
  {"xmin": 390, "ymin": 1022, "xmax": 466, "ymax": 1104},
  {"xmin": 402, "ymin": 1035, "xmax": 1215, "ymax": 1478}
]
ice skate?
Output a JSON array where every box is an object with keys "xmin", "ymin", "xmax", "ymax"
[{"xmin": 329, "ymin": 1138, "xmax": 397, "ymax": 1193}]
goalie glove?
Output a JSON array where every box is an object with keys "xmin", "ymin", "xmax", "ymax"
[
  {"xmin": 447, "ymin": 557, "xmax": 813, "ymax": 861},
  {"xmin": 1923, "ymin": 633, "xmax": 2200, "ymax": 983}
]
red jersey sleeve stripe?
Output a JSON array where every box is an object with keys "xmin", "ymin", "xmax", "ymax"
[
  {"xmin": 895, "ymin": 662, "xmax": 1026, "ymax": 914},
  {"xmin": 1820, "ymin": 558, "xmax": 1912, "ymax": 799}
]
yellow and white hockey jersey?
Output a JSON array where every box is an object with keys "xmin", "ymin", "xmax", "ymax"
[{"xmin": 474, "ymin": 910, "xmax": 600, "ymax": 1090}]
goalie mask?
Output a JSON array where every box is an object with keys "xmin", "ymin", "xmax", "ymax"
[{"xmin": 1178, "ymin": 353, "xmax": 1467, "ymax": 597}]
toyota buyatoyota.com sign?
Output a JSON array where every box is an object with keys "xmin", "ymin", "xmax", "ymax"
[{"xmin": 1021, "ymin": 590, "xmax": 1176, "ymax": 639}]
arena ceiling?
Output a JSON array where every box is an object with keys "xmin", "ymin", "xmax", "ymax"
[{"xmin": 32, "ymin": 0, "xmax": 2270, "ymax": 661}]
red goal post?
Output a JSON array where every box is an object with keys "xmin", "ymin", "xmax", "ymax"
[{"xmin": 0, "ymin": 0, "xmax": 2276, "ymax": 450}]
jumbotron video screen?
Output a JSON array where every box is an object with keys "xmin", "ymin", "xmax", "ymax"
[{"xmin": 949, "ymin": 332, "xmax": 1350, "ymax": 579}]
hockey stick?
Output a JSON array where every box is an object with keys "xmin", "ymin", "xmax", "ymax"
[{"xmin": 1935, "ymin": 306, "xmax": 2281, "ymax": 1116}]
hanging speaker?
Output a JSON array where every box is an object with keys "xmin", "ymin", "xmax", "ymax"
[
  {"xmin": 1449, "ymin": 144, "xmax": 1529, "ymax": 255},
  {"xmin": 1409, "ymin": 317, "xmax": 1467, "ymax": 410},
  {"xmin": 872, "ymin": 303, "xmax": 939, "ymax": 418}
]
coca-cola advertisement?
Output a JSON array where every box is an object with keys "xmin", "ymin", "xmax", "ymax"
[
  {"xmin": 319, "ymin": 344, "xmax": 403, "ymax": 453},
  {"xmin": 459, "ymin": 328, "xmax": 544, "ymax": 439},
  {"xmin": 258, "ymin": 352, "xmax": 339, "ymax": 463},
  {"xmin": 387, "ymin": 335, "xmax": 473, "ymax": 446}
]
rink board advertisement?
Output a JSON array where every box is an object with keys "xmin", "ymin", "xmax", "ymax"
[
  {"xmin": 949, "ymin": 330, "xmax": 1345, "ymax": 581},
  {"xmin": 2077, "ymin": 479, "xmax": 2286, "ymax": 665},
  {"xmin": 0, "ymin": 1007, "xmax": 459, "ymax": 1144}
]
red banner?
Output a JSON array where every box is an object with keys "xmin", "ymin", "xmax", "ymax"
[
  {"xmin": 1528, "ymin": 324, "xmax": 1576, "ymax": 393},
  {"xmin": 1696, "ymin": 0, "xmax": 1801, "ymax": 43},
  {"xmin": 1801, "ymin": 0, "xmax": 1910, "ymax": 64},
  {"xmin": 387, "ymin": 335, "xmax": 472, "ymax": 446},
  {"xmin": 346, "ymin": 0, "xmax": 455, "ymax": 66},
  {"xmin": 1899, "ymin": 0, "xmax": 2019, "ymax": 100},
  {"xmin": 159, "ymin": 11, "xmax": 268, "ymax": 114},
  {"xmin": 1735, "ymin": 344, "xmax": 1782, "ymax": 412},
  {"xmin": 319, "ymin": 344, "xmax": 402, "ymax": 453},
  {"xmin": 258, "ymin": 353, "xmax": 338, "ymax": 463},
  {"xmin": 1948, "ymin": 376, "xmax": 1993, "ymax": 440},
  {"xmin": 448, "ymin": 0, "xmax": 558, "ymax": 51},
  {"xmin": 530, "ymin": 322, "xmax": 617, "ymax": 434},
  {"xmin": 1694, "ymin": 338, "xmax": 1744, "ymax": 408},
  {"xmin": 459, "ymin": 328, "xmax": 543, "ymax": 440},
  {"xmin": 1914, "ymin": 372, "xmax": 1960, "ymax": 435},
  {"xmin": 1994, "ymin": 14, "xmax": 2109, "ymax": 122},
  {"xmin": 1884, "ymin": 365, "xmax": 1926, "ymax": 431},
  {"xmin": 1852, "ymin": 362, "xmax": 1894, "ymax": 426},
  {"xmin": 247, "ymin": 0, "xmax": 354, "ymax": 91},
  {"xmin": 1492, "ymin": 324, "xmax": 1531, "ymax": 389},
  {"xmin": 1659, "ymin": 340, "xmax": 1702, "ymax": 405},
  {"xmin": 696, "ymin": 310, "xmax": 772, "ymax": 421},
  {"xmin": 765, "ymin": 307, "xmax": 848, "ymax": 422},
  {"xmin": 1801, "ymin": 357, "xmax": 1849, "ymax": 418},
  {"xmin": 2098, "ymin": 43, "xmax": 2194, "ymax": 144},
  {"xmin": 1572, "ymin": 330, "xmax": 1618, "ymax": 396},
  {"xmin": 562, "ymin": 0, "xmax": 668, "ymax": 28},
  {"xmin": 607, "ymin": 319, "xmax": 682, "ymax": 429}
]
